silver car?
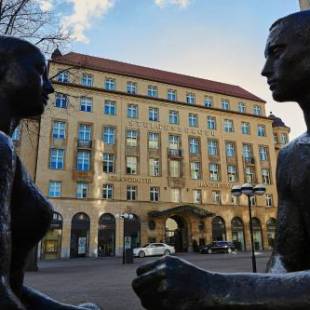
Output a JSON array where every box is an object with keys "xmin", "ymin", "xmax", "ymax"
[{"xmin": 133, "ymin": 243, "xmax": 175, "ymax": 258}]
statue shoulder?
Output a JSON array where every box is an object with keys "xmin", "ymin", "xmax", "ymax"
[{"xmin": 0, "ymin": 131, "xmax": 14, "ymax": 148}]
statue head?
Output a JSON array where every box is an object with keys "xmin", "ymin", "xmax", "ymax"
[
  {"xmin": 0, "ymin": 36, "xmax": 54, "ymax": 118},
  {"xmin": 262, "ymin": 10, "xmax": 310, "ymax": 105}
]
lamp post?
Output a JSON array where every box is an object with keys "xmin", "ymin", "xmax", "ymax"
[
  {"xmin": 231, "ymin": 183, "xmax": 266, "ymax": 273},
  {"xmin": 115, "ymin": 212, "xmax": 134, "ymax": 264}
]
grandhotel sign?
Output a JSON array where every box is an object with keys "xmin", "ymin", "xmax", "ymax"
[{"xmin": 127, "ymin": 120, "xmax": 215, "ymax": 136}]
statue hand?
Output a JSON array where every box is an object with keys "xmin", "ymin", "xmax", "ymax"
[{"xmin": 132, "ymin": 256, "xmax": 212, "ymax": 310}]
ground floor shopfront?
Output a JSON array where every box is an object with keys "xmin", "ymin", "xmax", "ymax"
[{"xmin": 39, "ymin": 199, "xmax": 277, "ymax": 259}]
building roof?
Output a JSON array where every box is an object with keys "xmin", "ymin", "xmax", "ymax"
[
  {"xmin": 51, "ymin": 52, "xmax": 265, "ymax": 103},
  {"xmin": 268, "ymin": 112, "xmax": 289, "ymax": 128}
]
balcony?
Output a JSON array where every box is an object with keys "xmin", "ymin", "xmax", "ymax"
[
  {"xmin": 168, "ymin": 148, "xmax": 183, "ymax": 159},
  {"xmin": 77, "ymin": 139, "xmax": 92, "ymax": 149}
]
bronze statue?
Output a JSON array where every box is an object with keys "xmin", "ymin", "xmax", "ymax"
[
  {"xmin": 132, "ymin": 10, "xmax": 310, "ymax": 309},
  {"xmin": 0, "ymin": 36, "xmax": 100, "ymax": 309}
]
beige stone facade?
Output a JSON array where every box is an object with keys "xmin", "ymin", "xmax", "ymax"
[{"xmin": 16, "ymin": 52, "xmax": 290, "ymax": 259}]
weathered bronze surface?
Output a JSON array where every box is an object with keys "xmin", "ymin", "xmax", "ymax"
[
  {"xmin": 0, "ymin": 36, "xmax": 100, "ymax": 309},
  {"xmin": 132, "ymin": 10, "xmax": 310, "ymax": 309}
]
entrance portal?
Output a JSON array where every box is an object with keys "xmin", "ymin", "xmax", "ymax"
[
  {"xmin": 98, "ymin": 213, "xmax": 115, "ymax": 256},
  {"xmin": 165, "ymin": 215, "xmax": 188, "ymax": 252},
  {"xmin": 124, "ymin": 214, "xmax": 141, "ymax": 249}
]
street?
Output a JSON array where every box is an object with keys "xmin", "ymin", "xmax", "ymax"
[{"xmin": 25, "ymin": 252, "xmax": 271, "ymax": 310}]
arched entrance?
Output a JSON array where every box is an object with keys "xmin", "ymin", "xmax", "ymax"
[
  {"xmin": 267, "ymin": 218, "xmax": 277, "ymax": 249},
  {"xmin": 70, "ymin": 213, "xmax": 90, "ymax": 258},
  {"xmin": 231, "ymin": 217, "xmax": 245, "ymax": 251},
  {"xmin": 212, "ymin": 216, "xmax": 226, "ymax": 241},
  {"xmin": 124, "ymin": 214, "xmax": 141, "ymax": 249},
  {"xmin": 165, "ymin": 215, "xmax": 188, "ymax": 252},
  {"xmin": 252, "ymin": 218, "xmax": 263, "ymax": 251},
  {"xmin": 41, "ymin": 212, "xmax": 63, "ymax": 259},
  {"xmin": 98, "ymin": 213, "xmax": 115, "ymax": 257}
]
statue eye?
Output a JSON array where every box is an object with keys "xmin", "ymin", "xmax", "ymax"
[{"xmin": 270, "ymin": 45, "xmax": 285, "ymax": 56}]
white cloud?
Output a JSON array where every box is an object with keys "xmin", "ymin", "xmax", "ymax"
[
  {"xmin": 36, "ymin": 0, "xmax": 54, "ymax": 11},
  {"xmin": 155, "ymin": 0, "xmax": 191, "ymax": 8},
  {"xmin": 62, "ymin": 0, "xmax": 115, "ymax": 43}
]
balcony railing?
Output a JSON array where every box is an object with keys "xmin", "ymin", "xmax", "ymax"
[
  {"xmin": 243, "ymin": 156, "xmax": 255, "ymax": 165},
  {"xmin": 168, "ymin": 148, "xmax": 183, "ymax": 158}
]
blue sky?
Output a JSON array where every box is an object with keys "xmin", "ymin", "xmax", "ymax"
[{"xmin": 54, "ymin": 0, "xmax": 301, "ymax": 138}]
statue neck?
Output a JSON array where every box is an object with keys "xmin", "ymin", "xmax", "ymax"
[{"xmin": 0, "ymin": 98, "xmax": 19, "ymax": 136}]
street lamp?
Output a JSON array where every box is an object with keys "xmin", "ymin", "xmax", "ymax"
[
  {"xmin": 231, "ymin": 183, "xmax": 266, "ymax": 273},
  {"xmin": 115, "ymin": 212, "xmax": 134, "ymax": 264}
]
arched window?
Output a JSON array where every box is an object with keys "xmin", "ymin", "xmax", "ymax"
[{"xmin": 212, "ymin": 217, "xmax": 226, "ymax": 241}]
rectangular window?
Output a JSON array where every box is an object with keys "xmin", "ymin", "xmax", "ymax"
[
  {"xmin": 207, "ymin": 116, "xmax": 216, "ymax": 130},
  {"xmin": 266, "ymin": 194, "xmax": 273, "ymax": 207},
  {"xmin": 104, "ymin": 100, "xmax": 116, "ymax": 115},
  {"xmin": 167, "ymin": 89, "xmax": 177, "ymax": 101},
  {"xmin": 102, "ymin": 184, "xmax": 113, "ymax": 199},
  {"xmin": 186, "ymin": 93, "xmax": 196, "ymax": 104},
  {"xmin": 127, "ymin": 185, "xmax": 137, "ymax": 201},
  {"xmin": 257, "ymin": 125, "xmax": 266, "ymax": 137},
  {"xmin": 208, "ymin": 139, "xmax": 218, "ymax": 156},
  {"xmin": 193, "ymin": 190, "xmax": 202, "ymax": 204},
  {"xmin": 259, "ymin": 146, "xmax": 269, "ymax": 161},
  {"xmin": 49, "ymin": 149, "xmax": 64, "ymax": 169},
  {"xmin": 171, "ymin": 188, "xmax": 181, "ymax": 203},
  {"xmin": 103, "ymin": 127, "xmax": 115, "ymax": 144},
  {"xmin": 149, "ymin": 159, "xmax": 160, "ymax": 176},
  {"xmin": 223, "ymin": 119, "xmax": 234, "ymax": 133},
  {"xmin": 126, "ymin": 156, "xmax": 137, "ymax": 174},
  {"xmin": 78, "ymin": 124, "xmax": 92, "ymax": 143},
  {"xmin": 280, "ymin": 133, "xmax": 289, "ymax": 144},
  {"xmin": 149, "ymin": 107, "xmax": 159, "ymax": 121},
  {"xmin": 169, "ymin": 135, "xmax": 180, "ymax": 149},
  {"xmin": 148, "ymin": 85, "xmax": 158, "ymax": 97},
  {"xmin": 52, "ymin": 121, "xmax": 66, "ymax": 139},
  {"xmin": 148, "ymin": 132, "xmax": 159, "ymax": 149},
  {"xmin": 169, "ymin": 160, "xmax": 181, "ymax": 177},
  {"xmin": 262, "ymin": 168, "xmax": 271, "ymax": 185},
  {"xmin": 191, "ymin": 162, "xmax": 201, "ymax": 180},
  {"xmin": 76, "ymin": 182, "xmax": 88, "ymax": 198},
  {"xmin": 188, "ymin": 113, "xmax": 198, "ymax": 127},
  {"xmin": 245, "ymin": 167, "xmax": 255, "ymax": 183},
  {"xmin": 127, "ymin": 104, "xmax": 138, "ymax": 119},
  {"xmin": 81, "ymin": 73, "xmax": 93, "ymax": 87},
  {"xmin": 48, "ymin": 181, "xmax": 62, "ymax": 197},
  {"xmin": 57, "ymin": 70, "xmax": 69, "ymax": 83},
  {"xmin": 103, "ymin": 153, "xmax": 114, "ymax": 173},
  {"xmin": 254, "ymin": 105, "xmax": 261, "ymax": 116},
  {"xmin": 150, "ymin": 187, "xmax": 160, "ymax": 202},
  {"xmin": 169, "ymin": 110, "xmax": 179, "ymax": 124},
  {"xmin": 55, "ymin": 93, "xmax": 68, "ymax": 109},
  {"xmin": 241, "ymin": 122, "xmax": 250, "ymax": 135},
  {"xmin": 209, "ymin": 163, "xmax": 220, "ymax": 181},
  {"xmin": 127, "ymin": 81, "xmax": 137, "ymax": 94},
  {"xmin": 225, "ymin": 142, "xmax": 235, "ymax": 157},
  {"xmin": 76, "ymin": 150, "xmax": 91, "ymax": 172},
  {"xmin": 221, "ymin": 99, "xmax": 230, "ymax": 110},
  {"xmin": 211, "ymin": 190, "xmax": 221, "ymax": 204},
  {"xmin": 189, "ymin": 137, "xmax": 200, "ymax": 155},
  {"xmin": 242, "ymin": 144, "xmax": 253, "ymax": 160},
  {"xmin": 227, "ymin": 165, "xmax": 237, "ymax": 182},
  {"xmin": 204, "ymin": 96, "xmax": 213, "ymax": 108},
  {"xmin": 80, "ymin": 96, "xmax": 92, "ymax": 112},
  {"xmin": 126, "ymin": 130, "xmax": 138, "ymax": 147},
  {"xmin": 238, "ymin": 102, "xmax": 246, "ymax": 113},
  {"xmin": 105, "ymin": 78, "xmax": 116, "ymax": 91}
]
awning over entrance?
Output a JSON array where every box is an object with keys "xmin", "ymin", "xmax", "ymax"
[{"xmin": 148, "ymin": 205, "xmax": 214, "ymax": 219}]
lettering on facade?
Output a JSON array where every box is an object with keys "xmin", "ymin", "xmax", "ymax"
[
  {"xmin": 198, "ymin": 182, "xmax": 232, "ymax": 189},
  {"xmin": 108, "ymin": 175, "xmax": 152, "ymax": 184},
  {"xmin": 127, "ymin": 120, "xmax": 212, "ymax": 136}
]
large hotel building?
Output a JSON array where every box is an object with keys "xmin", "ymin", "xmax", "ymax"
[{"xmin": 15, "ymin": 50, "xmax": 290, "ymax": 259}]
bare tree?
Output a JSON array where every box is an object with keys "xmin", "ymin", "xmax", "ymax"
[{"xmin": 0, "ymin": 0, "xmax": 70, "ymax": 53}]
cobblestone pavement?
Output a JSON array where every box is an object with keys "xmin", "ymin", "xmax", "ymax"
[{"xmin": 25, "ymin": 252, "xmax": 271, "ymax": 310}]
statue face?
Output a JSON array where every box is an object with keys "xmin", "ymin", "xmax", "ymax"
[
  {"xmin": 5, "ymin": 46, "xmax": 54, "ymax": 117},
  {"xmin": 261, "ymin": 21, "xmax": 310, "ymax": 103}
]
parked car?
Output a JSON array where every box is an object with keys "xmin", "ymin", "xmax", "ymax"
[
  {"xmin": 200, "ymin": 241, "xmax": 236, "ymax": 254},
  {"xmin": 133, "ymin": 243, "xmax": 175, "ymax": 258}
]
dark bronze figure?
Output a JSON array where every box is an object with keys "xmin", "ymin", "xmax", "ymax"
[
  {"xmin": 132, "ymin": 10, "xmax": 310, "ymax": 309},
  {"xmin": 0, "ymin": 36, "xmax": 100, "ymax": 309}
]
